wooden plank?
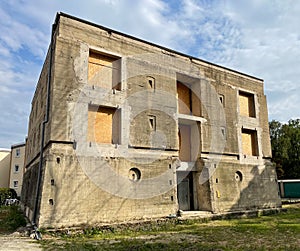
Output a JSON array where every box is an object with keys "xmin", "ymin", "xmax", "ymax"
[
  {"xmin": 177, "ymin": 82, "xmax": 191, "ymax": 115},
  {"xmin": 88, "ymin": 51, "xmax": 118, "ymax": 89},
  {"xmin": 179, "ymin": 124, "xmax": 191, "ymax": 161},
  {"xmin": 87, "ymin": 106, "xmax": 117, "ymax": 143}
]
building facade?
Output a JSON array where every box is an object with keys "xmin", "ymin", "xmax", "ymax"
[
  {"xmin": 22, "ymin": 13, "xmax": 281, "ymax": 228},
  {"xmin": 0, "ymin": 149, "xmax": 11, "ymax": 188},
  {"xmin": 9, "ymin": 143, "xmax": 26, "ymax": 197}
]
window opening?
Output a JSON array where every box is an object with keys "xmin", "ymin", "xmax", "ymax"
[
  {"xmin": 147, "ymin": 76, "xmax": 155, "ymax": 90},
  {"xmin": 177, "ymin": 81, "xmax": 200, "ymax": 116},
  {"xmin": 88, "ymin": 105, "xmax": 120, "ymax": 144},
  {"xmin": 221, "ymin": 127, "xmax": 226, "ymax": 139},
  {"xmin": 219, "ymin": 94, "xmax": 225, "ymax": 106},
  {"xmin": 235, "ymin": 171, "xmax": 243, "ymax": 182},
  {"xmin": 148, "ymin": 115, "xmax": 156, "ymax": 131},
  {"xmin": 128, "ymin": 168, "xmax": 141, "ymax": 182},
  {"xmin": 88, "ymin": 51, "xmax": 121, "ymax": 90},
  {"xmin": 239, "ymin": 91, "xmax": 255, "ymax": 117},
  {"xmin": 241, "ymin": 128, "xmax": 258, "ymax": 156}
]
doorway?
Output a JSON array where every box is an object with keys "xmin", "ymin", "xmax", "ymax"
[{"xmin": 177, "ymin": 172, "xmax": 194, "ymax": 211}]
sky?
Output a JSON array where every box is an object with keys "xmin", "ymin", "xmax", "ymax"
[{"xmin": 0, "ymin": 0, "xmax": 300, "ymax": 148}]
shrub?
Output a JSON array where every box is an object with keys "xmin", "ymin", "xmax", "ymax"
[
  {"xmin": 0, "ymin": 205, "xmax": 26, "ymax": 233},
  {"xmin": 0, "ymin": 188, "xmax": 11, "ymax": 205}
]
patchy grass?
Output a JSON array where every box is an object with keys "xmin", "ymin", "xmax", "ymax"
[
  {"xmin": 41, "ymin": 204, "xmax": 300, "ymax": 251},
  {"xmin": 0, "ymin": 205, "xmax": 27, "ymax": 234}
]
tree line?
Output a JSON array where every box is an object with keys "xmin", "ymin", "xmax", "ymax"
[{"xmin": 269, "ymin": 119, "xmax": 300, "ymax": 179}]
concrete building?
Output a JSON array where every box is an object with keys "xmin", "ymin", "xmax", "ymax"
[
  {"xmin": 0, "ymin": 149, "xmax": 11, "ymax": 188},
  {"xmin": 9, "ymin": 143, "xmax": 26, "ymax": 197},
  {"xmin": 22, "ymin": 12, "xmax": 281, "ymax": 228}
]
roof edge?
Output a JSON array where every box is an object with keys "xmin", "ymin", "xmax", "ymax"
[
  {"xmin": 55, "ymin": 12, "xmax": 263, "ymax": 82},
  {"xmin": 11, "ymin": 142, "xmax": 26, "ymax": 149},
  {"xmin": 0, "ymin": 148, "xmax": 11, "ymax": 152}
]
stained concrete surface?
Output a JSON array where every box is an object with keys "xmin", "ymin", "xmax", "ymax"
[{"xmin": 0, "ymin": 236, "xmax": 42, "ymax": 251}]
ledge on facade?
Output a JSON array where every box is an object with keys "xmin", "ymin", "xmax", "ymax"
[
  {"xmin": 176, "ymin": 161, "xmax": 197, "ymax": 172},
  {"xmin": 178, "ymin": 114, "xmax": 207, "ymax": 124},
  {"xmin": 178, "ymin": 207, "xmax": 285, "ymax": 221}
]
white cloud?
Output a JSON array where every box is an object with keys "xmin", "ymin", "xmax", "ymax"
[
  {"xmin": 0, "ymin": 0, "xmax": 299, "ymax": 147},
  {"xmin": 215, "ymin": 1, "xmax": 300, "ymax": 121}
]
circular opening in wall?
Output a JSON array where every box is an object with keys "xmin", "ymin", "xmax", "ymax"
[
  {"xmin": 235, "ymin": 171, "xmax": 243, "ymax": 182},
  {"xmin": 129, "ymin": 168, "xmax": 141, "ymax": 182}
]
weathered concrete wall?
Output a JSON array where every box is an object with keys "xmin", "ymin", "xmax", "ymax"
[
  {"xmin": 0, "ymin": 151, "xmax": 11, "ymax": 188},
  {"xmin": 210, "ymin": 161, "xmax": 281, "ymax": 212},
  {"xmin": 22, "ymin": 13, "xmax": 280, "ymax": 228},
  {"xmin": 37, "ymin": 144, "xmax": 177, "ymax": 227},
  {"xmin": 25, "ymin": 46, "xmax": 54, "ymax": 167},
  {"xmin": 21, "ymin": 161, "xmax": 40, "ymax": 222}
]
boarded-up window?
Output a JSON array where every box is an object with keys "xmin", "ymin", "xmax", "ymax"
[
  {"xmin": 177, "ymin": 82, "xmax": 201, "ymax": 116},
  {"xmin": 239, "ymin": 91, "xmax": 255, "ymax": 117},
  {"xmin": 179, "ymin": 124, "xmax": 191, "ymax": 161},
  {"xmin": 241, "ymin": 129, "xmax": 258, "ymax": 156},
  {"xmin": 88, "ymin": 105, "xmax": 120, "ymax": 144},
  {"xmin": 88, "ymin": 51, "xmax": 121, "ymax": 90}
]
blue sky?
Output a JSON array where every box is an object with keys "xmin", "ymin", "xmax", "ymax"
[{"xmin": 0, "ymin": 0, "xmax": 300, "ymax": 148}]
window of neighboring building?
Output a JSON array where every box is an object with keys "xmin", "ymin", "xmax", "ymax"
[
  {"xmin": 15, "ymin": 149, "xmax": 20, "ymax": 157},
  {"xmin": 14, "ymin": 165, "xmax": 19, "ymax": 173},
  {"xmin": 88, "ymin": 51, "xmax": 121, "ymax": 90},
  {"xmin": 13, "ymin": 181, "xmax": 18, "ymax": 188},
  {"xmin": 241, "ymin": 128, "xmax": 258, "ymax": 156},
  {"xmin": 87, "ymin": 105, "xmax": 120, "ymax": 144},
  {"xmin": 239, "ymin": 91, "xmax": 255, "ymax": 118}
]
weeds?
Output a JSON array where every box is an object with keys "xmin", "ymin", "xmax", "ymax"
[
  {"xmin": 0, "ymin": 205, "xmax": 26, "ymax": 233},
  {"xmin": 40, "ymin": 204, "xmax": 300, "ymax": 250}
]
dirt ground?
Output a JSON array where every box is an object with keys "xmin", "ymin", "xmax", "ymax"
[{"xmin": 0, "ymin": 235, "xmax": 42, "ymax": 251}]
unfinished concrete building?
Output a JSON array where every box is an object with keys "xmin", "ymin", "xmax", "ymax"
[{"xmin": 22, "ymin": 13, "xmax": 281, "ymax": 228}]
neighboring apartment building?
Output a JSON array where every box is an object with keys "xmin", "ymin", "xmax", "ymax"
[
  {"xmin": 0, "ymin": 149, "xmax": 11, "ymax": 188},
  {"xmin": 9, "ymin": 143, "xmax": 26, "ymax": 197},
  {"xmin": 22, "ymin": 13, "xmax": 281, "ymax": 228}
]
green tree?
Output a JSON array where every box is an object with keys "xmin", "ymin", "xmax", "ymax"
[{"xmin": 269, "ymin": 119, "xmax": 300, "ymax": 179}]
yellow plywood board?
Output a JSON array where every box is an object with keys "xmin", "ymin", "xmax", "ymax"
[
  {"xmin": 179, "ymin": 124, "xmax": 191, "ymax": 161},
  {"xmin": 239, "ymin": 92, "xmax": 255, "ymax": 117},
  {"xmin": 177, "ymin": 82, "xmax": 191, "ymax": 115},
  {"xmin": 242, "ymin": 131, "xmax": 252, "ymax": 156},
  {"xmin": 88, "ymin": 52, "xmax": 117, "ymax": 88},
  {"xmin": 242, "ymin": 130, "xmax": 258, "ymax": 156},
  {"xmin": 191, "ymin": 91, "xmax": 201, "ymax": 117},
  {"xmin": 88, "ymin": 106, "xmax": 115, "ymax": 143}
]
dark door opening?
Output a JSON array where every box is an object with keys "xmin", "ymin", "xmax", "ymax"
[{"xmin": 177, "ymin": 172, "xmax": 194, "ymax": 211}]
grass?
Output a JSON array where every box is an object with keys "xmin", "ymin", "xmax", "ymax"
[
  {"xmin": 0, "ymin": 205, "xmax": 27, "ymax": 234},
  {"xmin": 39, "ymin": 203, "xmax": 300, "ymax": 250}
]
